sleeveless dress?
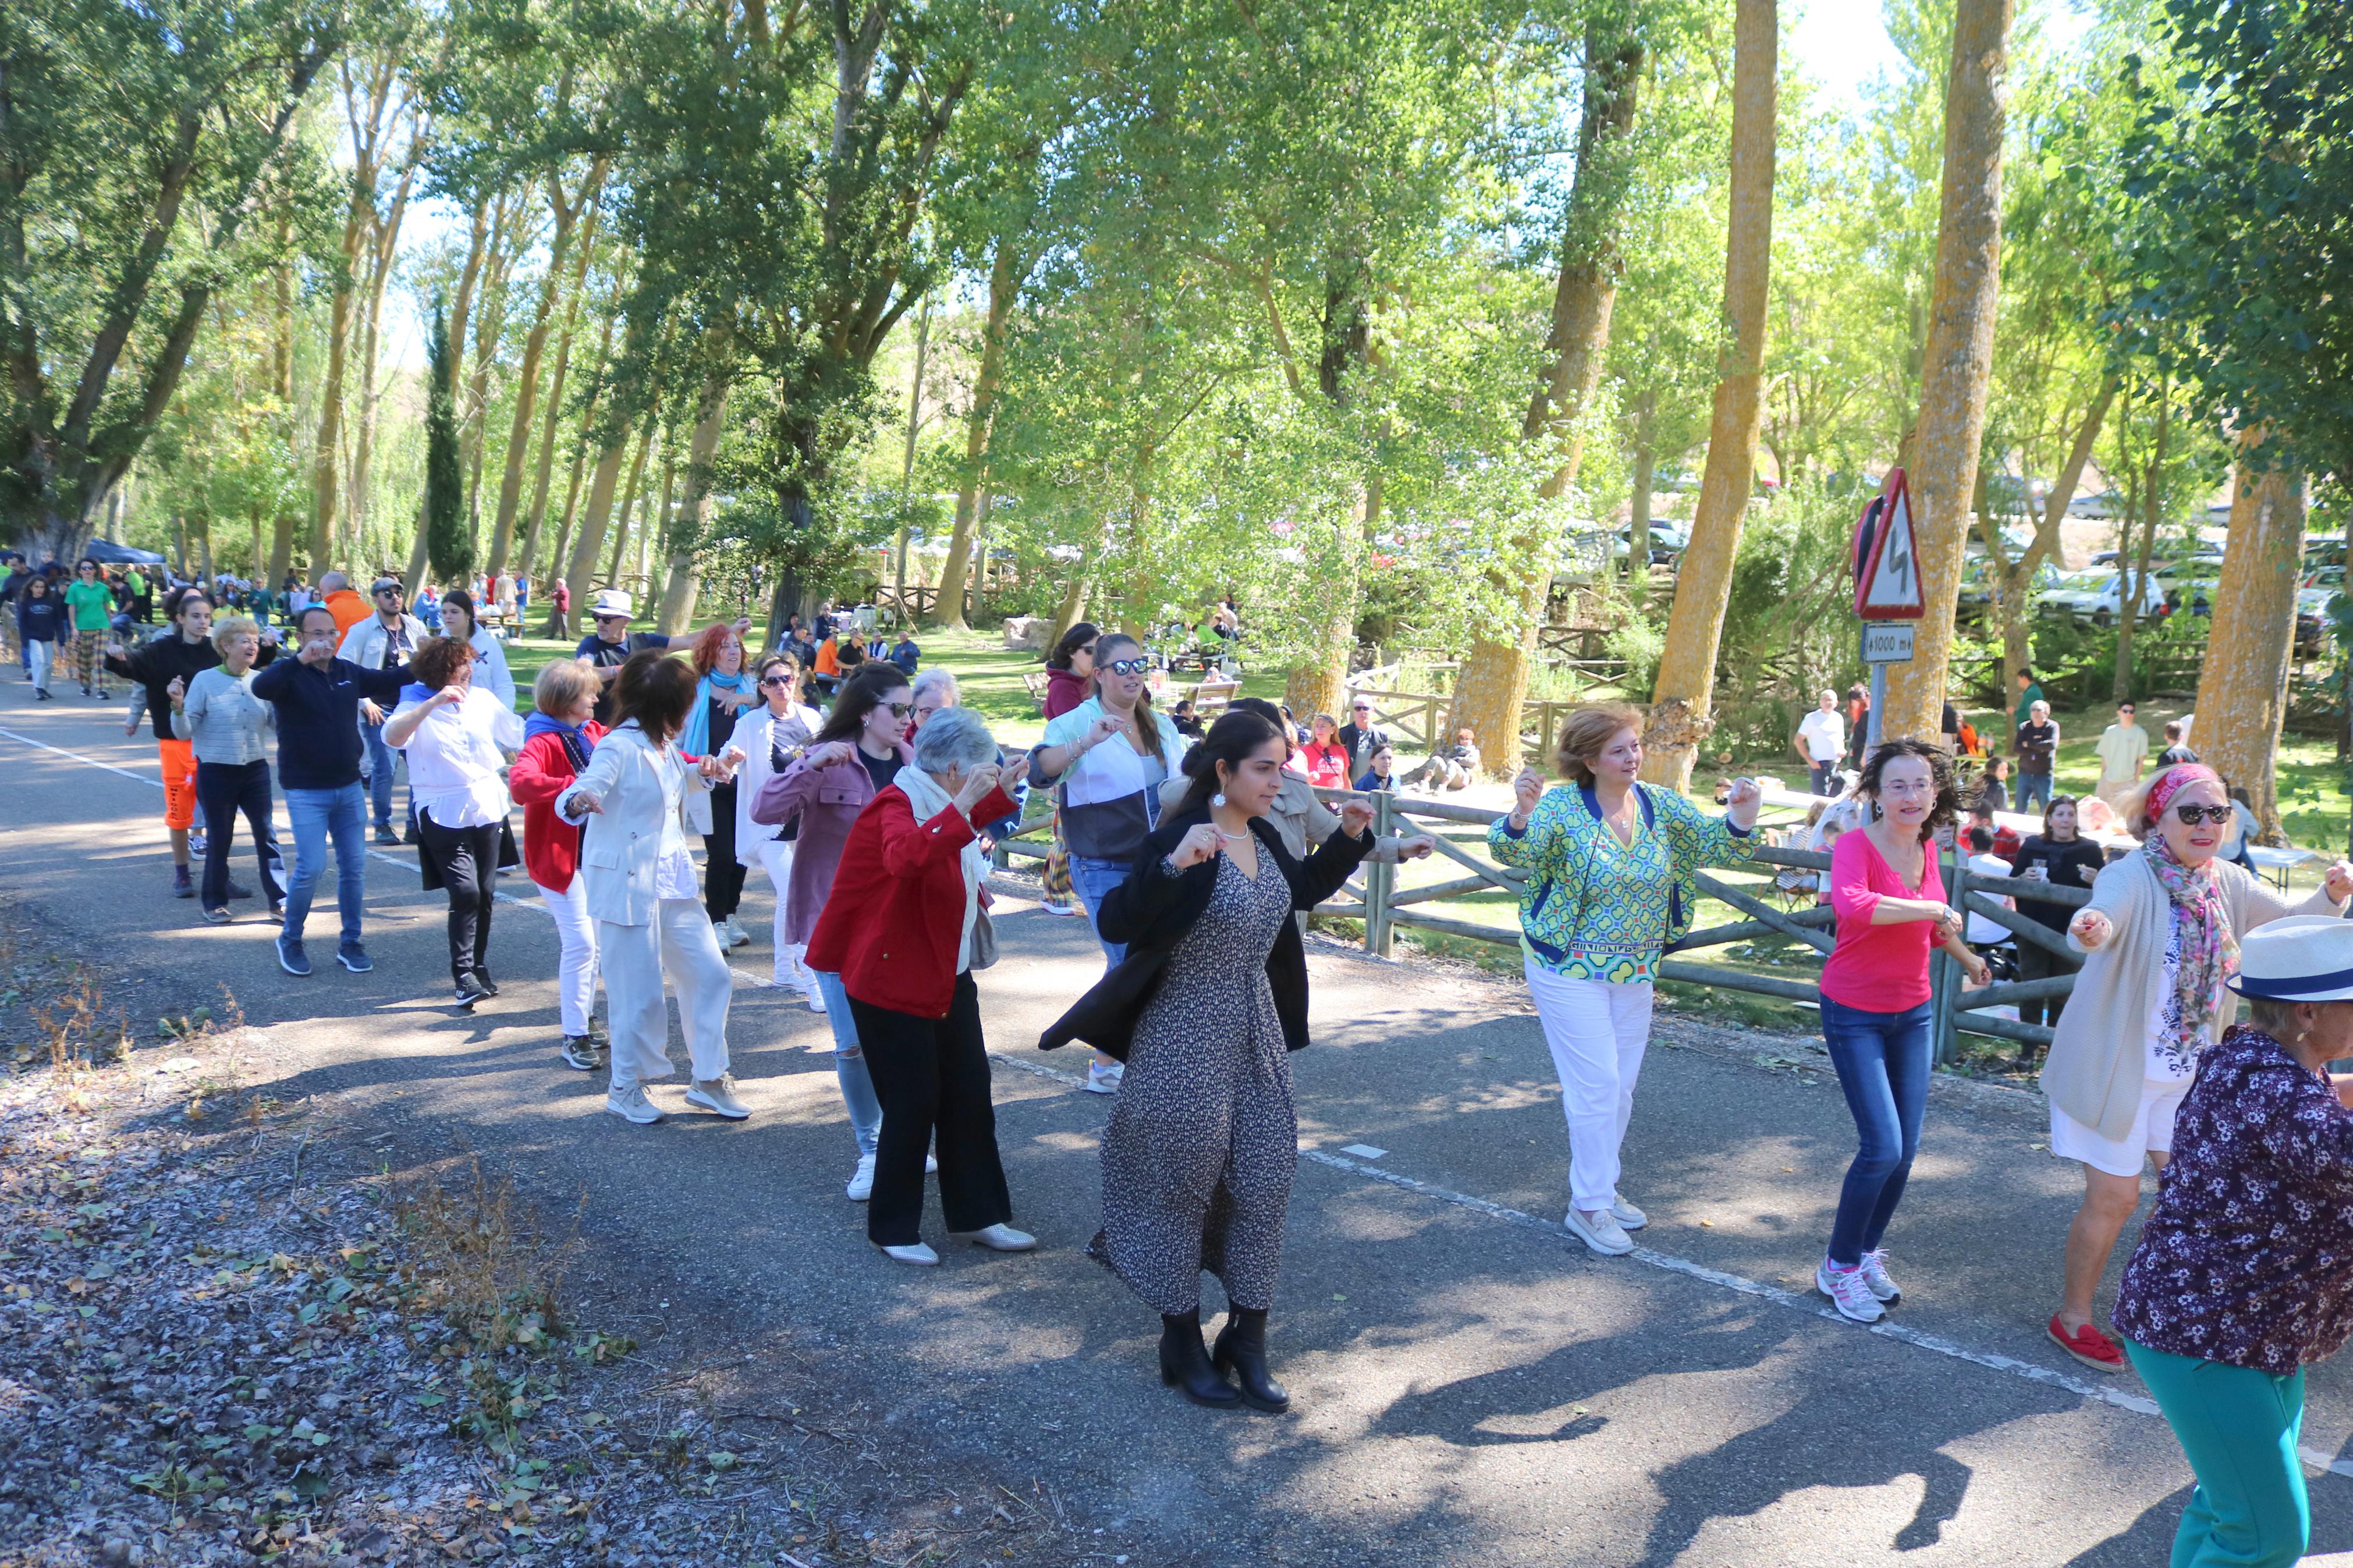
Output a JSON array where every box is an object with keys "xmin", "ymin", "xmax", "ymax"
[{"xmin": 1091, "ymin": 849, "xmax": 1299, "ymax": 1315}]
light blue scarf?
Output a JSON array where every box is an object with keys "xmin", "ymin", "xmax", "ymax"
[{"xmin": 682, "ymin": 670, "xmax": 754, "ymax": 756}]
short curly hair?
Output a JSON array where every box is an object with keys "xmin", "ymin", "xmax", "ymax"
[
  {"xmin": 1855, "ymin": 738, "xmax": 1960, "ymax": 844},
  {"xmin": 1553, "ymin": 702, "xmax": 1645, "ymax": 785},
  {"xmin": 410, "ymin": 635, "xmax": 474, "ymax": 692}
]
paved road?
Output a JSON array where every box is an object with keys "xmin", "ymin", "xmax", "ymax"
[{"xmin": 4, "ymin": 670, "xmax": 2352, "ymax": 1567}]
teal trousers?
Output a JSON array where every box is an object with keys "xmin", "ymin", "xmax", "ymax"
[{"xmin": 2125, "ymin": 1338, "xmax": 2311, "ymax": 1568}]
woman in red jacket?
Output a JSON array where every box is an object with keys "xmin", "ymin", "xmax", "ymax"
[
  {"xmin": 804, "ymin": 706, "xmax": 1029, "ymax": 1265},
  {"xmin": 509, "ymin": 658, "xmax": 610, "ymax": 1071}
]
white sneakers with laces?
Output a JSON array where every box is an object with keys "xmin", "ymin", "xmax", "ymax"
[
  {"xmin": 1816, "ymin": 1258, "xmax": 1887, "ymax": 1322},
  {"xmin": 686, "ymin": 1075, "xmax": 751, "ymax": 1119},
  {"xmin": 605, "ymin": 1082, "xmax": 662, "ymax": 1125},
  {"xmin": 1085, "ymin": 1059, "xmax": 1125, "ymax": 1095},
  {"xmin": 1858, "ymin": 1249, "xmax": 1902, "ymax": 1303}
]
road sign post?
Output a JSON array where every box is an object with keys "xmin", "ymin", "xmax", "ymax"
[{"xmin": 1852, "ymin": 468, "xmax": 1925, "ymax": 753}]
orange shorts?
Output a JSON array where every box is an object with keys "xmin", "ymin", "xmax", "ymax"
[{"xmin": 158, "ymin": 738, "xmax": 197, "ymax": 831}]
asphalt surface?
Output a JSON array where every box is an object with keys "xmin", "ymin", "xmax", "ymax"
[{"xmin": 5, "ymin": 666, "xmax": 2353, "ymax": 1567}]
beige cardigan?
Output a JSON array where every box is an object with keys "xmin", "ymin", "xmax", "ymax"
[{"xmin": 2040, "ymin": 851, "xmax": 2343, "ymax": 1140}]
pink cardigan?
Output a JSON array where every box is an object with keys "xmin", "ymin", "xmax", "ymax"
[
  {"xmin": 750, "ymin": 741, "xmax": 915, "ymax": 945},
  {"xmin": 1819, "ymin": 830, "xmax": 1944, "ymax": 1012}
]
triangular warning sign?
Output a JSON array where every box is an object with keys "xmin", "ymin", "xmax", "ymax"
[{"xmin": 1854, "ymin": 468, "xmax": 1926, "ymax": 620}]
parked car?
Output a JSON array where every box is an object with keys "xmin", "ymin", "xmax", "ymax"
[
  {"xmin": 2298, "ymin": 566, "xmax": 2344, "ymax": 651},
  {"xmin": 2153, "ymin": 557, "xmax": 2219, "ymax": 617},
  {"xmin": 2039, "ymin": 567, "xmax": 2169, "ymax": 626},
  {"xmin": 1956, "ymin": 554, "xmax": 2060, "ymax": 621},
  {"xmin": 2067, "ymin": 488, "xmax": 2126, "ymax": 520}
]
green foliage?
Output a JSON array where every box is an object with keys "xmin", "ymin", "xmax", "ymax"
[
  {"xmin": 424, "ymin": 304, "xmax": 471, "ymax": 584},
  {"xmin": 1702, "ymin": 481, "xmax": 1869, "ymax": 755}
]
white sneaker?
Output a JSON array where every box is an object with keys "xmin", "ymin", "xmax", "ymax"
[
  {"xmin": 879, "ymin": 1241, "xmax": 939, "ymax": 1266},
  {"xmin": 846, "ymin": 1153, "xmax": 877, "ymax": 1201},
  {"xmin": 1816, "ymin": 1258, "xmax": 1887, "ymax": 1322},
  {"xmin": 1858, "ymin": 1249, "xmax": 1903, "ymax": 1304},
  {"xmin": 685, "ymin": 1075, "xmax": 751, "ymax": 1119},
  {"xmin": 1085, "ymin": 1060, "xmax": 1124, "ymax": 1095},
  {"xmin": 804, "ymin": 989, "xmax": 828, "ymax": 1014},
  {"xmin": 1609, "ymin": 1195, "xmax": 1648, "ymax": 1231},
  {"xmin": 725, "ymin": 917, "xmax": 751, "ymax": 949},
  {"xmin": 605, "ymin": 1082, "xmax": 662, "ymax": 1125},
  {"xmin": 1563, "ymin": 1207, "xmax": 1635, "ymax": 1257},
  {"xmin": 957, "ymin": 1224, "xmax": 1036, "ymax": 1252}
]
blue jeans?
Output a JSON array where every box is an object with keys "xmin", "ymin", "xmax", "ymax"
[
  {"xmin": 2018, "ymin": 771, "xmax": 2053, "ymax": 813},
  {"xmin": 281, "ymin": 783, "xmax": 368, "ymax": 947},
  {"xmin": 1819, "ymin": 995, "xmax": 1933, "ymax": 1267},
  {"xmin": 360, "ymin": 719, "xmax": 402, "ymax": 831},
  {"xmin": 811, "ymin": 970, "xmax": 883, "ymax": 1156},
  {"xmin": 1069, "ymin": 854, "xmax": 1133, "ymax": 966},
  {"xmin": 1809, "ymin": 761, "xmax": 1839, "ymax": 796}
]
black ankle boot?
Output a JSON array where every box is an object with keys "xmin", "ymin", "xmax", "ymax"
[
  {"xmin": 1158, "ymin": 1312, "xmax": 1240, "ymax": 1409},
  {"xmin": 1212, "ymin": 1307, "xmax": 1290, "ymax": 1413}
]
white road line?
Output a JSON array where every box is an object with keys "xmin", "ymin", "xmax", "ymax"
[
  {"xmin": 0, "ymin": 724, "xmax": 550, "ymax": 916},
  {"xmin": 991, "ymin": 1047, "xmax": 2353, "ymax": 1480},
  {"xmin": 10, "ymin": 723, "xmax": 2352, "ymax": 1478}
]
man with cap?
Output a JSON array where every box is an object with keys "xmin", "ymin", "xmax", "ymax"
[
  {"xmin": 2112, "ymin": 915, "xmax": 2353, "ymax": 1568},
  {"xmin": 573, "ymin": 591, "xmax": 753, "ymax": 727},
  {"xmin": 337, "ymin": 577, "xmax": 428, "ymax": 844}
]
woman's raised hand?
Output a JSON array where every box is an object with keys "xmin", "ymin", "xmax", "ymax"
[
  {"xmin": 2325, "ymin": 860, "xmax": 2353, "ymax": 904},
  {"xmin": 1510, "ymin": 766, "xmax": 1543, "ymax": 824},
  {"xmin": 1337, "ymin": 798, "xmax": 1376, "ymax": 838},
  {"xmin": 805, "ymin": 741, "xmax": 856, "ymax": 770},
  {"xmin": 1167, "ymin": 822, "xmax": 1225, "ymax": 870},
  {"xmin": 953, "ymin": 762, "xmax": 1002, "ymax": 812},
  {"xmin": 2070, "ymin": 908, "xmax": 2112, "ymax": 951},
  {"xmin": 567, "ymin": 789, "xmax": 604, "ymax": 817},
  {"xmin": 1084, "ymin": 713, "xmax": 1127, "ymax": 753},
  {"xmin": 1398, "ymin": 833, "xmax": 1436, "ymax": 860}
]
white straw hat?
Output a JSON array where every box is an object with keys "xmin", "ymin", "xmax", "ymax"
[
  {"xmin": 589, "ymin": 589, "xmax": 634, "ymax": 620},
  {"xmin": 2229, "ymin": 915, "xmax": 2353, "ymax": 1002}
]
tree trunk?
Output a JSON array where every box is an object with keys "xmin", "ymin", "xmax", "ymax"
[
  {"xmin": 520, "ymin": 201, "xmax": 603, "ymax": 585},
  {"xmin": 1881, "ymin": 0, "xmax": 2015, "ymax": 741},
  {"xmin": 404, "ymin": 497, "xmax": 430, "ymax": 588},
  {"xmin": 2114, "ymin": 385, "xmax": 2166, "ymax": 701},
  {"xmin": 893, "ymin": 293, "xmax": 932, "ymax": 607},
  {"xmin": 308, "ymin": 197, "xmax": 365, "ymax": 570},
  {"xmin": 1454, "ymin": 30, "xmax": 1644, "ymax": 778},
  {"xmin": 562, "ymin": 437, "xmax": 630, "ymax": 617},
  {"xmin": 1049, "ymin": 557, "xmax": 1091, "ymax": 648},
  {"xmin": 606, "ymin": 419, "xmax": 655, "ymax": 584},
  {"xmin": 617, "ymin": 438, "xmax": 675, "ymax": 588},
  {"xmin": 346, "ymin": 159, "xmax": 416, "ymax": 554},
  {"xmin": 2191, "ymin": 442, "xmax": 2305, "ymax": 839},
  {"xmin": 1642, "ymin": 0, "xmax": 1777, "ymax": 790},
  {"xmin": 267, "ymin": 230, "xmax": 298, "ymax": 588},
  {"xmin": 934, "ymin": 244, "xmax": 1019, "ymax": 630},
  {"xmin": 655, "ymin": 378, "xmax": 729, "ymax": 635},
  {"xmin": 1628, "ymin": 400, "xmax": 1655, "ymax": 599},
  {"xmin": 487, "ymin": 161, "xmax": 605, "ymax": 581},
  {"xmin": 1286, "ymin": 478, "xmax": 1377, "ymax": 726}
]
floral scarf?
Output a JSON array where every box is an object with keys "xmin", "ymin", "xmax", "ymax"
[{"xmin": 2142, "ymin": 831, "xmax": 2238, "ymax": 1058}]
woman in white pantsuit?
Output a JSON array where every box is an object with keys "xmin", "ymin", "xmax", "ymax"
[
  {"xmin": 1490, "ymin": 703, "xmax": 1762, "ymax": 1256},
  {"xmin": 733, "ymin": 652, "xmax": 824, "ymax": 990},
  {"xmin": 556, "ymin": 649, "xmax": 751, "ymax": 1125}
]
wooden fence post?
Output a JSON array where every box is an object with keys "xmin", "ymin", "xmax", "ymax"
[
  {"xmin": 1363, "ymin": 792, "xmax": 1396, "ymax": 958},
  {"xmin": 1932, "ymin": 847, "xmax": 1966, "ymax": 1064}
]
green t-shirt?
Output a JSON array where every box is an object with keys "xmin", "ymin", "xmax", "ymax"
[
  {"xmin": 125, "ymin": 570, "xmax": 147, "ymax": 598},
  {"xmin": 2013, "ymin": 681, "xmax": 2043, "ymax": 730},
  {"xmin": 64, "ymin": 579, "xmax": 114, "ymax": 632}
]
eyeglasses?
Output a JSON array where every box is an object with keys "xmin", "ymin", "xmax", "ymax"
[
  {"xmin": 1103, "ymin": 657, "xmax": 1149, "ymax": 677},
  {"xmin": 2173, "ymin": 803, "xmax": 2234, "ymax": 826},
  {"xmin": 1076, "ymin": 643, "xmax": 1098, "ymax": 659},
  {"xmin": 883, "ymin": 701, "xmax": 913, "ymax": 719},
  {"xmin": 759, "ymin": 674, "xmax": 794, "ymax": 688}
]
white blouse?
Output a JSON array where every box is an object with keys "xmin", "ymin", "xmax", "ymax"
[{"xmin": 397, "ymin": 686, "xmax": 526, "ymax": 829}]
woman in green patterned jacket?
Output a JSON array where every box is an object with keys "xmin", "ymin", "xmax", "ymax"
[{"xmin": 1491, "ymin": 702, "xmax": 1762, "ymax": 1256}]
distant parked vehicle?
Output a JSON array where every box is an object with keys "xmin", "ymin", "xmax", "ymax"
[
  {"xmin": 2039, "ymin": 567, "xmax": 2170, "ymax": 627},
  {"xmin": 2298, "ymin": 566, "xmax": 2344, "ymax": 652},
  {"xmin": 1956, "ymin": 554, "xmax": 2060, "ymax": 621},
  {"xmin": 2066, "ymin": 488, "xmax": 2126, "ymax": 520}
]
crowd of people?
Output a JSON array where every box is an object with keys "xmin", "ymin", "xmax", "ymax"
[{"xmin": 15, "ymin": 561, "xmax": 2353, "ymax": 1562}]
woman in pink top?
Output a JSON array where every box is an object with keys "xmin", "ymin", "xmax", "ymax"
[{"xmin": 1813, "ymin": 739, "xmax": 1989, "ymax": 1324}]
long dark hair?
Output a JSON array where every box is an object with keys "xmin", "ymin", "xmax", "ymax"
[
  {"xmin": 1173, "ymin": 709, "xmax": 1283, "ymax": 817},
  {"xmin": 812, "ymin": 660, "xmax": 910, "ymax": 746},
  {"xmin": 1048, "ymin": 620, "xmax": 1099, "ymax": 671},
  {"xmin": 1228, "ymin": 696, "xmax": 1294, "ymax": 758},
  {"xmin": 1857, "ymin": 737, "xmax": 1960, "ymax": 844},
  {"xmin": 614, "ymin": 649, "xmax": 697, "ymax": 744}
]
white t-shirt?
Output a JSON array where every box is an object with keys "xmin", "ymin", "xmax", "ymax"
[
  {"xmin": 1965, "ymin": 852, "xmax": 2014, "ymax": 944},
  {"xmin": 2095, "ymin": 722, "xmax": 2149, "ymax": 784},
  {"xmin": 396, "ymin": 687, "xmax": 526, "ymax": 829},
  {"xmin": 1797, "ymin": 708, "xmax": 1845, "ymax": 762}
]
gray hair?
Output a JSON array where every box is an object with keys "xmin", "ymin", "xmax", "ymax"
[
  {"xmin": 911, "ymin": 667, "xmax": 960, "ymax": 706},
  {"xmin": 913, "ymin": 705, "xmax": 998, "ymax": 776},
  {"xmin": 318, "ymin": 570, "xmax": 350, "ymax": 593}
]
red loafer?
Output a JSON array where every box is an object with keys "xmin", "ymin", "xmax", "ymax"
[{"xmin": 2048, "ymin": 1314, "xmax": 2126, "ymax": 1372}]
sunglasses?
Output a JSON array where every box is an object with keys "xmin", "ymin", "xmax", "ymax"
[
  {"xmin": 2173, "ymin": 803, "xmax": 2233, "ymax": 826},
  {"xmin": 1102, "ymin": 657, "xmax": 1149, "ymax": 677},
  {"xmin": 883, "ymin": 701, "xmax": 913, "ymax": 719}
]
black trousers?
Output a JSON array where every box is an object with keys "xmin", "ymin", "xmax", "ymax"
[
  {"xmin": 416, "ymin": 811, "xmax": 501, "ymax": 984},
  {"xmin": 194, "ymin": 760, "xmax": 284, "ymax": 911},
  {"xmin": 850, "ymin": 973, "xmax": 1012, "ymax": 1247},
  {"xmin": 2014, "ymin": 935, "xmax": 2078, "ymax": 1030},
  {"xmin": 703, "ymin": 781, "xmax": 747, "ymax": 920}
]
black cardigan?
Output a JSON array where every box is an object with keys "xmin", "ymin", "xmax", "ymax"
[{"xmin": 1038, "ymin": 802, "xmax": 1373, "ymax": 1061}]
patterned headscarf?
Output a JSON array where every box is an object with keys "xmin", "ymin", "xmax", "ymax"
[{"xmin": 2140, "ymin": 770, "xmax": 2238, "ymax": 1057}]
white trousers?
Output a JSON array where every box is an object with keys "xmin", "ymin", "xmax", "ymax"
[
  {"xmin": 753, "ymin": 837, "xmax": 812, "ymax": 990},
  {"xmin": 534, "ymin": 873, "xmax": 601, "ymax": 1038},
  {"xmin": 1525, "ymin": 958, "xmax": 1656, "ymax": 1213},
  {"xmin": 598, "ymin": 898, "xmax": 733, "ymax": 1087}
]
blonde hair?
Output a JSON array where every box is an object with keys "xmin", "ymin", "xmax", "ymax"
[
  {"xmin": 210, "ymin": 614, "xmax": 260, "ymax": 655},
  {"xmin": 533, "ymin": 656, "xmax": 600, "ymax": 717},
  {"xmin": 1553, "ymin": 702, "xmax": 1645, "ymax": 784}
]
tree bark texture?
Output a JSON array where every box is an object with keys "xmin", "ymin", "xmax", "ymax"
[
  {"xmin": 1452, "ymin": 32, "xmax": 1643, "ymax": 778},
  {"xmin": 1642, "ymin": 0, "xmax": 1777, "ymax": 791},
  {"xmin": 1882, "ymin": 0, "xmax": 2015, "ymax": 741},
  {"xmin": 2190, "ymin": 446, "xmax": 2305, "ymax": 838},
  {"xmin": 2114, "ymin": 387, "xmax": 2167, "ymax": 701},
  {"xmin": 520, "ymin": 201, "xmax": 604, "ymax": 585},
  {"xmin": 655, "ymin": 379, "xmax": 729, "ymax": 635},
  {"xmin": 487, "ymin": 159, "xmax": 607, "ymax": 581},
  {"xmin": 934, "ymin": 243, "xmax": 1018, "ymax": 630}
]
